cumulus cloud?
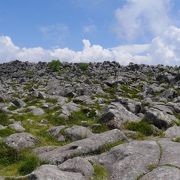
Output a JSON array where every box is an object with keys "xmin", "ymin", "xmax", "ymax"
[
  {"xmin": 114, "ymin": 0, "xmax": 171, "ymax": 40},
  {"xmin": 0, "ymin": 26, "xmax": 180, "ymax": 65}
]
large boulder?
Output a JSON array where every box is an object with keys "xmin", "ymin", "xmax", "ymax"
[
  {"xmin": 58, "ymin": 157, "xmax": 94, "ymax": 179},
  {"xmin": 100, "ymin": 102, "xmax": 140, "ymax": 128},
  {"xmin": 34, "ymin": 129, "xmax": 127, "ymax": 164},
  {"xmin": 64, "ymin": 125, "xmax": 93, "ymax": 141},
  {"xmin": 141, "ymin": 166, "xmax": 180, "ymax": 180},
  {"xmin": 145, "ymin": 108, "xmax": 178, "ymax": 129},
  {"xmin": 29, "ymin": 165, "xmax": 85, "ymax": 180},
  {"xmin": 98, "ymin": 140, "xmax": 160, "ymax": 180},
  {"xmin": 164, "ymin": 126, "xmax": 180, "ymax": 139},
  {"xmin": 4, "ymin": 132, "xmax": 38, "ymax": 150},
  {"xmin": 159, "ymin": 139, "xmax": 180, "ymax": 167}
]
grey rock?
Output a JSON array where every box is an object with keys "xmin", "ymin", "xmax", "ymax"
[
  {"xmin": 8, "ymin": 121, "xmax": 25, "ymax": 132},
  {"xmin": 159, "ymin": 139, "xmax": 180, "ymax": 167},
  {"xmin": 145, "ymin": 108, "xmax": 178, "ymax": 129},
  {"xmin": 12, "ymin": 98, "xmax": 26, "ymax": 107},
  {"xmin": 0, "ymin": 124, "xmax": 6, "ymax": 130},
  {"xmin": 48, "ymin": 126, "xmax": 66, "ymax": 142},
  {"xmin": 141, "ymin": 166, "xmax": 180, "ymax": 180},
  {"xmin": 98, "ymin": 140, "xmax": 160, "ymax": 180},
  {"xmin": 4, "ymin": 132, "xmax": 38, "ymax": 150},
  {"xmin": 58, "ymin": 157, "xmax": 94, "ymax": 178},
  {"xmin": 73, "ymin": 96, "xmax": 94, "ymax": 105},
  {"xmin": 31, "ymin": 107, "xmax": 45, "ymax": 116},
  {"xmin": 29, "ymin": 165, "xmax": 85, "ymax": 180},
  {"xmin": 165, "ymin": 126, "xmax": 180, "ymax": 138},
  {"xmin": 64, "ymin": 125, "xmax": 93, "ymax": 141},
  {"xmin": 35, "ymin": 129, "xmax": 127, "ymax": 164},
  {"xmin": 100, "ymin": 102, "xmax": 140, "ymax": 128},
  {"xmin": 61, "ymin": 102, "xmax": 80, "ymax": 117}
]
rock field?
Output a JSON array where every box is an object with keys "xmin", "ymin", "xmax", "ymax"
[{"xmin": 0, "ymin": 60, "xmax": 179, "ymax": 180}]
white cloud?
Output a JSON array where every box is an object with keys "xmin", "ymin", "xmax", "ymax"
[
  {"xmin": 114, "ymin": 0, "xmax": 171, "ymax": 40},
  {"xmin": 0, "ymin": 26, "xmax": 180, "ymax": 65},
  {"xmin": 83, "ymin": 24, "xmax": 96, "ymax": 34}
]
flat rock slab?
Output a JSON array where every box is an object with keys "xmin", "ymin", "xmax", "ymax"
[
  {"xmin": 141, "ymin": 166, "xmax": 180, "ymax": 180},
  {"xmin": 98, "ymin": 140, "xmax": 160, "ymax": 180},
  {"xmin": 35, "ymin": 129, "xmax": 127, "ymax": 165},
  {"xmin": 4, "ymin": 132, "xmax": 38, "ymax": 150},
  {"xmin": 159, "ymin": 139, "xmax": 180, "ymax": 167},
  {"xmin": 29, "ymin": 165, "xmax": 85, "ymax": 180}
]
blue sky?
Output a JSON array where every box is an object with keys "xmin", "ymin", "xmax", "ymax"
[
  {"xmin": 0, "ymin": 0, "xmax": 180, "ymax": 65},
  {"xmin": 0, "ymin": 0, "xmax": 125, "ymax": 49}
]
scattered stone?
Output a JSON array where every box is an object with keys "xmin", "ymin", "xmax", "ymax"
[
  {"xmin": 4, "ymin": 132, "xmax": 38, "ymax": 150},
  {"xmin": 64, "ymin": 125, "xmax": 93, "ymax": 141},
  {"xmin": 29, "ymin": 165, "xmax": 85, "ymax": 180},
  {"xmin": 58, "ymin": 157, "xmax": 94, "ymax": 178},
  {"xmin": 165, "ymin": 126, "xmax": 180, "ymax": 138}
]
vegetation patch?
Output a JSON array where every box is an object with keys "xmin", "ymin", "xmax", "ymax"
[
  {"xmin": 125, "ymin": 120, "xmax": 154, "ymax": 136},
  {"xmin": 48, "ymin": 60, "xmax": 62, "ymax": 72},
  {"xmin": 0, "ymin": 128, "xmax": 16, "ymax": 137},
  {"xmin": 92, "ymin": 163, "xmax": 109, "ymax": 180},
  {"xmin": 0, "ymin": 110, "xmax": 10, "ymax": 126},
  {"xmin": 18, "ymin": 153, "xmax": 39, "ymax": 175},
  {"xmin": 0, "ymin": 142, "xmax": 41, "ymax": 176},
  {"xmin": 77, "ymin": 63, "xmax": 89, "ymax": 71}
]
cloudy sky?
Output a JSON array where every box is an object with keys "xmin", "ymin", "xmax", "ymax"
[{"xmin": 0, "ymin": 0, "xmax": 180, "ymax": 65}]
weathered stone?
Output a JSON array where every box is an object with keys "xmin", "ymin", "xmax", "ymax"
[
  {"xmin": 61, "ymin": 102, "xmax": 80, "ymax": 117},
  {"xmin": 48, "ymin": 126, "xmax": 66, "ymax": 142},
  {"xmin": 8, "ymin": 121, "xmax": 25, "ymax": 132},
  {"xmin": 141, "ymin": 166, "xmax": 180, "ymax": 180},
  {"xmin": 145, "ymin": 108, "xmax": 178, "ymax": 129},
  {"xmin": 4, "ymin": 132, "xmax": 38, "ymax": 150},
  {"xmin": 165, "ymin": 126, "xmax": 180, "ymax": 138},
  {"xmin": 98, "ymin": 140, "xmax": 160, "ymax": 180},
  {"xmin": 64, "ymin": 125, "xmax": 93, "ymax": 141},
  {"xmin": 29, "ymin": 165, "xmax": 85, "ymax": 180},
  {"xmin": 58, "ymin": 157, "xmax": 94, "ymax": 178},
  {"xmin": 35, "ymin": 129, "xmax": 127, "ymax": 164},
  {"xmin": 100, "ymin": 102, "xmax": 140, "ymax": 128},
  {"xmin": 159, "ymin": 139, "xmax": 180, "ymax": 167},
  {"xmin": 31, "ymin": 107, "xmax": 45, "ymax": 116},
  {"xmin": 12, "ymin": 98, "xmax": 26, "ymax": 107}
]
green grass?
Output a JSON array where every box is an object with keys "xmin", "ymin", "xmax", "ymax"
[
  {"xmin": 173, "ymin": 137, "xmax": 180, "ymax": 143},
  {"xmin": 48, "ymin": 60, "xmax": 62, "ymax": 72},
  {"xmin": 98, "ymin": 140, "xmax": 124, "ymax": 154},
  {"xmin": 8, "ymin": 105, "xmax": 18, "ymax": 111},
  {"xmin": 0, "ymin": 128, "xmax": 15, "ymax": 137},
  {"xmin": 0, "ymin": 142, "xmax": 20, "ymax": 166},
  {"xmin": 18, "ymin": 153, "xmax": 39, "ymax": 175},
  {"xmin": 92, "ymin": 163, "xmax": 109, "ymax": 180},
  {"xmin": 77, "ymin": 63, "xmax": 89, "ymax": 71},
  {"xmin": 0, "ymin": 142, "xmax": 41, "ymax": 176},
  {"xmin": 120, "ymin": 84, "xmax": 141, "ymax": 99},
  {"xmin": 0, "ymin": 110, "xmax": 10, "ymax": 126},
  {"xmin": 125, "ymin": 120, "xmax": 154, "ymax": 136}
]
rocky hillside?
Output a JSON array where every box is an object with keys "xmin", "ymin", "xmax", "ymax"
[{"xmin": 0, "ymin": 60, "xmax": 180, "ymax": 180}]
